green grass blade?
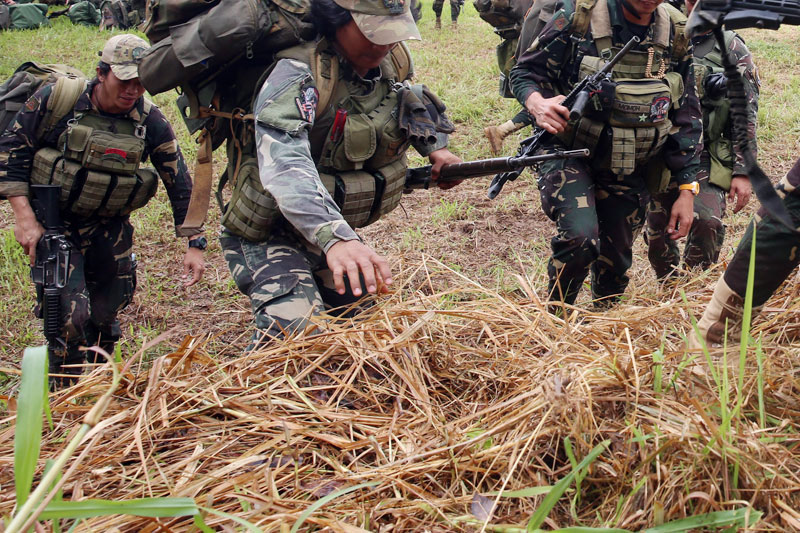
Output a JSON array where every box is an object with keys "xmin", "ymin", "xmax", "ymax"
[
  {"xmin": 193, "ymin": 513, "xmax": 216, "ymax": 533},
  {"xmin": 39, "ymin": 498, "xmax": 199, "ymax": 519},
  {"xmin": 756, "ymin": 336, "xmax": 765, "ymax": 428},
  {"xmin": 199, "ymin": 505, "xmax": 265, "ymax": 532},
  {"xmin": 544, "ymin": 528, "xmax": 631, "ymax": 532},
  {"xmin": 739, "ymin": 223, "xmax": 757, "ymax": 386},
  {"xmin": 14, "ymin": 346, "xmax": 48, "ymax": 508},
  {"xmin": 486, "ymin": 486, "xmax": 553, "ymax": 498},
  {"xmin": 641, "ymin": 508, "xmax": 761, "ymax": 532},
  {"xmin": 43, "ymin": 459, "xmax": 63, "ymax": 533},
  {"xmin": 290, "ymin": 481, "xmax": 379, "ymax": 533},
  {"xmin": 526, "ymin": 440, "xmax": 609, "ymax": 532}
]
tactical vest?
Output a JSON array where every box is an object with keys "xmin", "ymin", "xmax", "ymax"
[
  {"xmin": 558, "ymin": 0, "xmax": 687, "ymax": 177},
  {"xmin": 693, "ymin": 31, "xmax": 736, "ymax": 191},
  {"xmin": 221, "ymin": 40, "xmax": 413, "ymax": 243},
  {"xmin": 30, "ymin": 97, "xmax": 159, "ymax": 218}
]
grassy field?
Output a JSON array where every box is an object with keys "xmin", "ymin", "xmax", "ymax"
[{"xmin": 1, "ymin": 5, "xmax": 800, "ymax": 532}]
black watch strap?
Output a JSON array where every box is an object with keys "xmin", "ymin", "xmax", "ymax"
[{"xmin": 188, "ymin": 236, "xmax": 208, "ymax": 250}]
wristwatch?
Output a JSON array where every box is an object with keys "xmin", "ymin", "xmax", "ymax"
[
  {"xmin": 188, "ymin": 236, "xmax": 208, "ymax": 250},
  {"xmin": 679, "ymin": 182, "xmax": 700, "ymax": 196}
]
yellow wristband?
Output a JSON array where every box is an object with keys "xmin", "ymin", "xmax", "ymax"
[{"xmin": 679, "ymin": 182, "xmax": 699, "ymax": 195}]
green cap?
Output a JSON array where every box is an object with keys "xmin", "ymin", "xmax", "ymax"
[
  {"xmin": 333, "ymin": 0, "xmax": 421, "ymax": 45},
  {"xmin": 99, "ymin": 34, "xmax": 150, "ymax": 81}
]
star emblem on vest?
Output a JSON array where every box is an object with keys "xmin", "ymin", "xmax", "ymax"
[{"xmin": 639, "ymin": 113, "xmax": 648, "ymax": 122}]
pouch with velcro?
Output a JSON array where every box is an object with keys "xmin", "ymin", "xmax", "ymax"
[
  {"xmin": 63, "ymin": 125, "xmax": 145, "ymax": 174},
  {"xmin": 220, "ymin": 159, "xmax": 282, "ymax": 242},
  {"xmin": 97, "ymin": 168, "xmax": 159, "ymax": 217},
  {"xmin": 609, "ymin": 79, "xmax": 673, "ymax": 128},
  {"xmin": 319, "ymin": 170, "xmax": 376, "ymax": 229},
  {"xmin": 329, "ymin": 113, "xmax": 376, "ymax": 170}
]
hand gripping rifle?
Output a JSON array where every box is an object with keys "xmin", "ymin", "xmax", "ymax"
[
  {"xmin": 30, "ymin": 185, "xmax": 71, "ymax": 347},
  {"xmin": 404, "ymin": 148, "xmax": 590, "ymax": 190},
  {"xmin": 688, "ymin": 0, "xmax": 800, "ymax": 229},
  {"xmin": 486, "ymin": 34, "xmax": 641, "ymax": 199}
]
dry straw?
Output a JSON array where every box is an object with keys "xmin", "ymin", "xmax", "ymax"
[{"xmin": 2, "ymin": 256, "xmax": 799, "ymax": 531}]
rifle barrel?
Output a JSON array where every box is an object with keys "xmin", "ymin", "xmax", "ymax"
[{"xmin": 438, "ymin": 149, "xmax": 590, "ymax": 179}]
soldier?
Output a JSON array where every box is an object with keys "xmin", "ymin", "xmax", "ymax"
[
  {"xmin": 509, "ymin": 0, "xmax": 702, "ymax": 309},
  {"xmin": 433, "ymin": 0, "xmax": 463, "ymax": 28},
  {"xmin": 219, "ymin": 0, "xmax": 461, "ymax": 347},
  {"xmin": 646, "ymin": 0, "xmax": 758, "ymax": 280},
  {"xmin": 0, "ymin": 34, "xmax": 205, "ymax": 385}
]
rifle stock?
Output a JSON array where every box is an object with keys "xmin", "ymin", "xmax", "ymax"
[{"xmin": 30, "ymin": 185, "xmax": 71, "ymax": 346}]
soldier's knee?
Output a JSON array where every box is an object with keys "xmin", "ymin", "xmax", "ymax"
[
  {"xmin": 556, "ymin": 234, "xmax": 600, "ymax": 266},
  {"xmin": 251, "ymin": 272, "xmax": 321, "ymax": 336},
  {"xmin": 62, "ymin": 296, "xmax": 91, "ymax": 343}
]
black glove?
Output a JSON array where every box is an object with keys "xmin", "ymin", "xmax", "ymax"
[{"xmin": 704, "ymin": 72, "xmax": 728, "ymax": 99}]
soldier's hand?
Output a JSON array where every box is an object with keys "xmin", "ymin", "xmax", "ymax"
[
  {"xmin": 525, "ymin": 92, "xmax": 569, "ymax": 134},
  {"xmin": 182, "ymin": 248, "xmax": 205, "ymax": 287},
  {"xmin": 728, "ymin": 175, "xmax": 752, "ymax": 213},
  {"xmin": 9, "ymin": 196, "xmax": 44, "ymax": 265},
  {"xmin": 667, "ymin": 189, "xmax": 695, "ymax": 240},
  {"xmin": 326, "ymin": 239, "xmax": 392, "ymax": 297},
  {"xmin": 429, "ymin": 148, "xmax": 463, "ymax": 190}
]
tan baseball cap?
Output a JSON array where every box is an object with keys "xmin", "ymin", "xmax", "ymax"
[
  {"xmin": 99, "ymin": 34, "xmax": 150, "ymax": 81},
  {"xmin": 333, "ymin": 0, "xmax": 421, "ymax": 45}
]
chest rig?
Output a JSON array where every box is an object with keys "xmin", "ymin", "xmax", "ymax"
[
  {"xmin": 221, "ymin": 40, "xmax": 413, "ymax": 243},
  {"xmin": 693, "ymin": 31, "xmax": 736, "ymax": 190},
  {"xmin": 559, "ymin": 0, "xmax": 686, "ymax": 176},
  {"xmin": 30, "ymin": 97, "xmax": 159, "ymax": 218}
]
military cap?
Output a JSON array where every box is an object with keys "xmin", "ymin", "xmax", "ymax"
[
  {"xmin": 99, "ymin": 34, "xmax": 150, "ymax": 81},
  {"xmin": 333, "ymin": 0, "xmax": 421, "ymax": 45}
]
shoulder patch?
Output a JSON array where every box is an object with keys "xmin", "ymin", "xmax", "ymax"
[
  {"xmin": 255, "ymin": 59, "xmax": 317, "ymax": 135},
  {"xmin": 552, "ymin": 11, "xmax": 568, "ymax": 31},
  {"xmin": 24, "ymin": 96, "xmax": 40, "ymax": 113},
  {"xmin": 296, "ymin": 86, "xmax": 319, "ymax": 124}
]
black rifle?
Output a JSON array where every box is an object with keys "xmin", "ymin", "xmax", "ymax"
[
  {"xmin": 30, "ymin": 185, "xmax": 71, "ymax": 347},
  {"xmin": 688, "ymin": 0, "xmax": 800, "ymax": 229},
  {"xmin": 404, "ymin": 149, "xmax": 590, "ymax": 190},
  {"xmin": 487, "ymin": 34, "xmax": 641, "ymax": 199}
]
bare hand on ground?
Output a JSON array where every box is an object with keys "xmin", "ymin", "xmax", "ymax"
[{"xmin": 326, "ymin": 240, "xmax": 392, "ymax": 296}]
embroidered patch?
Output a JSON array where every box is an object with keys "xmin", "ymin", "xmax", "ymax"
[
  {"xmin": 295, "ymin": 86, "xmax": 319, "ymax": 124},
  {"xmin": 552, "ymin": 12, "xmax": 568, "ymax": 31},
  {"xmin": 24, "ymin": 96, "xmax": 39, "ymax": 113},
  {"xmin": 650, "ymin": 96, "xmax": 670, "ymax": 123},
  {"xmin": 384, "ymin": 0, "xmax": 405, "ymax": 14}
]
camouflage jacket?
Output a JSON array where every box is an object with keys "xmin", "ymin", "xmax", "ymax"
[
  {"xmin": 509, "ymin": 0, "xmax": 703, "ymax": 185},
  {"xmin": 0, "ymin": 79, "xmax": 193, "ymax": 229},
  {"xmin": 692, "ymin": 30, "xmax": 759, "ymax": 179},
  {"xmin": 254, "ymin": 52, "xmax": 449, "ymax": 253}
]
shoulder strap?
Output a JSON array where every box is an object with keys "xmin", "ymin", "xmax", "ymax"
[
  {"xmin": 311, "ymin": 42, "xmax": 340, "ymax": 115},
  {"xmin": 36, "ymin": 76, "xmax": 87, "ymax": 139},
  {"xmin": 389, "ymin": 42, "xmax": 413, "ymax": 81},
  {"xmin": 570, "ymin": 0, "xmax": 598, "ymax": 37},
  {"xmin": 660, "ymin": 2, "xmax": 688, "ymax": 61}
]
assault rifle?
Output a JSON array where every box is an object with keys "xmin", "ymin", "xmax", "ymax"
[
  {"xmin": 30, "ymin": 185, "xmax": 71, "ymax": 347},
  {"xmin": 487, "ymin": 34, "xmax": 641, "ymax": 199},
  {"xmin": 687, "ymin": 0, "xmax": 800, "ymax": 229},
  {"xmin": 404, "ymin": 149, "xmax": 590, "ymax": 190}
]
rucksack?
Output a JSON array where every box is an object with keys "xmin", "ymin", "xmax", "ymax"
[
  {"xmin": 0, "ymin": 62, "xmax": 86, "ymax": 135},
  {"xmin": 99, "ymin": 0, "xmax": 145, "ymax": 29},
  {"xmin": 2, "ymin": 3, "xmax": 49, "ymax": 30},
  {"xmin": 473, "ymin": 0, "xmax": 533, "ymax": 37},
  {"xmin": 67, "ymin": 0, "xmax": 101, "ymax": 25}
]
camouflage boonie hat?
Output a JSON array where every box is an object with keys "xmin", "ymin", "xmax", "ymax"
[
  {"xmin": 334, "ymin": 0, "xmax": 421, "ymax": 45},
  {"xmin": 99, "ymin": 34, "xmax": 150, "ymax": 81}
]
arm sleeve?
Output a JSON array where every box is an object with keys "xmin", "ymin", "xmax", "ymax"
[
  {"xmin": 145, "ymin": 105, "xmax": 193, "ymax": 230},
  {"xmin": 730, "ymin": 35, "xmax": 760, "ymax": 177},
  {"xmin": 0, "ymin": 85, "xmax": 52, "ymax": 198},
  {"xmin": 254, "ymin": 59, "xmax": 359, "ymax": 253},
  {"xmin": 662, "ymin": 44, "xmax": 703, "ymax": 186}
]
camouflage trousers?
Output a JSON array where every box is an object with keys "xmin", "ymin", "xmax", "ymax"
[
  {"xmin": 432, "ymin": 0, "xmax": 461, "ymax": 21},
  {"xmin": 40, "ymin": 217, "xmax": 136, "ymax": 378},
  {"xmin": 536, "ymin": 155, "xmax": 649, "ymax": 307},
  {"xmin": 646, "ymin": 177, "xmax": 726, "ymax": 279},
  {"xmin": 722, "ymin": 191, "xmax": 800, "ymax": 307},
  {"xmin": 220, "ymin": 224, "xmax": 364, "ymax": 347}
]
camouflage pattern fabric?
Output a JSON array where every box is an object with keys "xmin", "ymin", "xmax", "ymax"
[
  {"xmin": 432, "ymin": 0, "xmax": 462, "ymax": 21},
  {"xmin": 43, "ymin": 217, "xmax": 135, "ymax": 380},
  {"xmin": 0, "ymin": 78, "xmax": 193, "ymax": 229},
  {"xmin": 722, "ymin": 157, "xmax": 800, "ymax": 307},
  {"xmin": 646, "ymin": 176, "xmax": 725, "ymax": 279},
  {"xmin": 646, "ymin": 30, "xmax": 758, "ymax": 280},
  {"xmin": 536, "ymin": 154, "xmax": 649, "ymax": 306},
  {"xmin": 221, "ymin": 224, "xmax": 366, "ymax": 347}
]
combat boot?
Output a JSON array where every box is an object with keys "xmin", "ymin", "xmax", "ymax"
[
  {"xmin": 692, "ymin": 278, "xmax": 762, "ymax": 348},
  {"xmin": 484, "ymin": 119, "xmax": 525, "ymax": 155},
  {"xmin": 435, "ymin": 16, "xmax": 441, "ymax": 29},
  {"xmin": 451, "ymin": 19, "xmax": 457, "ymax": 29}
]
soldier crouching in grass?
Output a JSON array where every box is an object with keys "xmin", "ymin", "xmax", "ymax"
[
  {"xmin": 645, "ymin": 0, "xmax": 758, "ymax": 281},
  {"xmin": 219, "ymin": 0, "xmax": 461, "ymax": 349},
  {"xmin": 509, "ymin": 0, "xmax": 702, "ymax": 311},
  {"xmin": 0, "ymin": 35, "xmax": 205, "ymax": 388}
]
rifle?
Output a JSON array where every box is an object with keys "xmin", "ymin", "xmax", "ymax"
[
  {"xmin": 487, "ymin": 34, "xmax": 641, "ymax": 199},
  {"xmin": 404, "ymin": 149, "xmax": 590, "ymax": 190},
  {"xmin": 29, "ymin": 185, "xmax": 71, "ymax": 347},
  {"xmin": 688, "ymin": 0, "xmax": 800, "ymax": 229}
]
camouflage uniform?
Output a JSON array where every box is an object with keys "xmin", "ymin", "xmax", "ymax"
[
  {"xmin": 696, "ymin": 157, "xmax": 800, "ymax": 344},
  {"xmin": 222, "ymin": 40, "xmax": 450, "ymax": 346},
  {"xmin": 509, "ymin": 0, "xmax": 702, "ymax": 306},
  {"xmin": 647, "ymin": 30, "xmax": 759, "ymax": 279},
  {"xmin": 433, "ymin": 0, "xmax": 463, "ymax": 24},
  {"xmin": 0, "ymin": 79, "xmax": 193, "ymax": 376}
]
